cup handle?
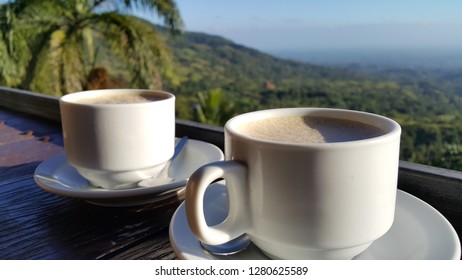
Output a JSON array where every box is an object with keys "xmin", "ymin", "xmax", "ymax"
[{"xmin": 185, "ymin": 161, "xmax": 249, "ymax": 245}]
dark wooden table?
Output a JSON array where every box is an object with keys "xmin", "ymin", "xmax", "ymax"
[{"xmin": 1, "ymin": 88, "xmax": 461, "ymax": 260}]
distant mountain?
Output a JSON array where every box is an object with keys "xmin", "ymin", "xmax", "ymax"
[
  {"xmin": 160, "ymin": 29, "xmax": 367, "ymax": 98},
  {"xmin": 273, "ymin": 48, "xmax": 462, "ymax": 69}
]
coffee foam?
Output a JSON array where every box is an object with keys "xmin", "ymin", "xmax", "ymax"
[
  {"xmin": 76, "ymin": 92, "xmax": 162, "ymax": 104},
  {"xmin": 237, "ymin": 116, "xmax": 384, "ymax": 143}
]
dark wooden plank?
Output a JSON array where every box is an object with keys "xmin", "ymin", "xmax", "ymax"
[
  {"xmin": 0, "ymin": 106, "xmax": 64, "ymax": 146},
  {"xmin": 108, "ymin": 232, "xmax": 176, "ymax": 260},
  {"xmin": 0, "ymin": 172, "xmax": 181, "ymax": 259},
  {"xmin": 398, "ymin": 160, "xmax": 462, "ymax": 256},
  {"xmin": 0, "ymin": 87, "xmax": 61, "ymax": 122},
  {"xmin": 176, "ymin": 119, "xmax": 224, "ymax": 150},
  {"xmin": 0, "ymin": 137, "xmax": 63, "ymax": 169}
]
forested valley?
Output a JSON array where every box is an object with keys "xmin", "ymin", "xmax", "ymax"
[{"xmin": 157, "ymin": 29, "xmax": 462, "ymax": 171}]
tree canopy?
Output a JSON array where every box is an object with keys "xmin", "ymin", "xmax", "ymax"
[{"xmin": 0, "ymin": 0, "xmax": 183, "ymax": 95}]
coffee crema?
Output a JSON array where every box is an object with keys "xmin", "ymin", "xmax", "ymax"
[
  {"xmin": 237, "ymin": 116, "xmax": 385, "ymax": 143},
  {"xmin": 76, "ymin": 92, "xmax": 163, "ymax": 104}
]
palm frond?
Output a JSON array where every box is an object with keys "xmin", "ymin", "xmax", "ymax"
[
  {"xmin": 1, "ymin": 0, "xmax": 183, "ymax": 95},
  {"xmin": 0, "ymin": 2, "xmax": 31, "ymax": 86},
  {"xmin": 93, "ymin": 12, "xmax": 174, "ymax": 88},
  {"xmin": 61, "ymin": 31, "xmax": 86, "ymax": 93},
  {"xmin": 28, "ymin": 28, "xmax": 66, "ymax": 95},
  {"xmin": 142, "ymin": 0, "xmax": 183, "ymax": 32},
  {"xmin": 103, "ymin": 0, "xmax": 183, "ymax": 33},
  {"xmin": 194, "ymin": 89, "xmax": 238, "ymax": 126}
]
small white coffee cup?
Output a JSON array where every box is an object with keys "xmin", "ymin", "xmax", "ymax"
[
  {"xmin": 60, "ymin": 89, "xmax": 175, "ymax": 189},
  {"xmin": 185, "ymin": 108, "xmax": 401, "ymax": 259}
]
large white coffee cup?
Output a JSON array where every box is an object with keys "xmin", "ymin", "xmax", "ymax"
[
  {"xmin": 60, "ymin": 89, "xmax": 175, "ymax": 189},
  {"xmin": 185, "ymin": 108, "xmax": 401, "ymax": 259}
]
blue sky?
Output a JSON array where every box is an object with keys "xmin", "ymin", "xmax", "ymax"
[
  {"xmin": 1, "ymin": 0, "xmax": 460, "ymax": 54},
  {"xmin": 172, "ymin": 0, "xmax": 462, "ymax": 53}
]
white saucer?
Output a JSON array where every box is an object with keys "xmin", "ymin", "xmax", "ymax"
[
  {"xmin": 34, "ymin": 138, "xmax": 224, "ymax": 207},
  {"xmin": 169, "ymin": 182, "xmax": 461, "ymax": 260}
]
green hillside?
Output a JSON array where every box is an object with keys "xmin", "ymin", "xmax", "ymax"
[
  {"xmin": 161, "ymin": 29, "xmax": 374, "ymax": 117},
  {"xmin": 164, "ymin": 30, "xmax": 364, "ymax": 93},
  {"xmin": 160, "ymin": 29, "xmax": 461, "ymax": 118},
  {"xmin": 156, "ymin": 29, "xmax": 462, "ymax": 170}
]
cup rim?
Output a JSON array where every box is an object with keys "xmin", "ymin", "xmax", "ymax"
[
  {"xmin": 59, "ymin": 89, "xmax": 175, "ymax": 107},
  {"xmin": 225, "ymin": 107, "xmax": 401, "ymax": 148}
]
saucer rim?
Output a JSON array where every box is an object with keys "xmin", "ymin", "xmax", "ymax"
[
  {"xmin": 169, "ymin": 183, "xmax": 461, "ymax": 260},
  {"xmin": 34, "ymin": 138, "xmax": 224, "ymax": 200},
  {"xmin": 84, "ymin": 187, "xmax": 186, "ymax": 207}
]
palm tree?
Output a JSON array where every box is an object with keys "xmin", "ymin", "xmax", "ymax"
[
  {"xmin": 0, "ymin": 0, "xmax": 183, "ymax": 96},
  {"xmin": 194, "ymin": 88, "xmax": 238, "ymax": 126}
]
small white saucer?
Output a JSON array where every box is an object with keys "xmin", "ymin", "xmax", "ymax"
[
  {"xmin": 34, "ymin": 138, "xmax": 224, "ymax": 207},
  {"xmin": 169, "ymin": 182, "xmax": 461, "ymax": 260}
]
